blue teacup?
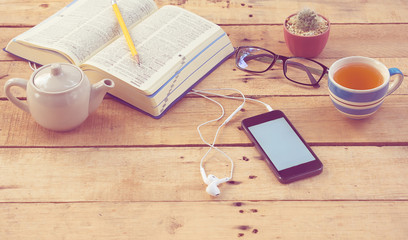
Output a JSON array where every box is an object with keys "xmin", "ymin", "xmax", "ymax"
[{"xmin": 328, "ymin": 56, "xmax": 404, "ymax": 119}]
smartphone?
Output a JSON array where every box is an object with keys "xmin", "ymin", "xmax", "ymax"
[{"xmin": 241, "ymin": 110, "xmax": 323, "ymax": 183}]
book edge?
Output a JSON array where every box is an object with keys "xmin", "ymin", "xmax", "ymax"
[{"xmin": 110, "ymin": 50, "xmax": 235, "ymax": 119}]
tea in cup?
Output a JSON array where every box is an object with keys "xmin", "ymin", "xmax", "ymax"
[{"xmin": 328, "ymin": 56, "xmax": 403, "ymax": 119}]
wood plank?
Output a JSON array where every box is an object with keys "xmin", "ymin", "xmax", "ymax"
[
  {"xmin": 1, "ymin": 0, "xmax": 408, "ymax": 26},
  {"xmin": 3, "ymin": 24, "xmax": 408, "ymax": 61},
  {"xmin": 0, "ymin": 146, "xmax": 407, "ymax": 202},
  {"xmin": 2, "ymin": 56, "xmax": 407, "ymax": 99},
  {"xmin": 0, "ymin": 201, "xmax": 407, "ymax": 239},
  {"xmin": 1, "ymin": 95, "xmax": 408, "ymax": 147}
]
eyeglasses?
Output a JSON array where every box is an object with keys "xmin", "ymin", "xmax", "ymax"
[{"xmin": 235, "ymin": 46, "xmax": 329, "ymax": 87}]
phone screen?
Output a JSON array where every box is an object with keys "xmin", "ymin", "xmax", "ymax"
[{"xmin": 247, "ymin": 117, "xmax": 315, "ymax": 171}]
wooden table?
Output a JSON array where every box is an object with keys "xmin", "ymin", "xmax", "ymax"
[{"xmin": 1, "ymin": 0, "xmax": 407, "ymax": 239}]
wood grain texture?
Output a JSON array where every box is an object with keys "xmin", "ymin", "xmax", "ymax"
[
  {"xmin": 1, "ymin": 0, "xmax": 408, "ymax": 26},
  {"xmin": 1, "ymin": 95, "xmax": 407, "ymax": 147},
  {"xmin": 0, "ymin": 201, "xmax": 407, "ymax": 239},
  {"xmin": 0, "ymin": 146, "xmax": 407, "ymax": 202}
]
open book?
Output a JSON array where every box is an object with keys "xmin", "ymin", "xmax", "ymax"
[{"xmin": 5, "ymin": 0, "xmax": 234, "ymax": 118}]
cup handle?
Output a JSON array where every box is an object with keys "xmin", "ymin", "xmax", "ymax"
[
  {"xmin": 386, "ymin": 68, "xmax": 404, "ymax": 96},
  {"xmin": 4, "ymin": 78, "xmax": 30, "ymax": 113}
]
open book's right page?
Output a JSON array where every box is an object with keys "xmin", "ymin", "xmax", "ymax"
[{"xmin": 83, "ymin": 6, "xmax": 222, "ymax": 94}]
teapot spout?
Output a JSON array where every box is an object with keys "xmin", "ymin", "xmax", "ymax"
[{"xmin": 89, "ymin": 79, "xmax": 115, "ymax": 114}]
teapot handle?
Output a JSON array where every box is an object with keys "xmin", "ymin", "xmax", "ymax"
[{"xmin": 4, "ymin": 78, "xmax": 30, "ymax": 113}]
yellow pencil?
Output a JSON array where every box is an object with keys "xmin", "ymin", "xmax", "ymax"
[{"xmin": 112, "ymin": 0, "xmax": 140, "ymax": 65}]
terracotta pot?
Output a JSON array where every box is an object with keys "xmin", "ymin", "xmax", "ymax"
[{"xmin": 283, "ymin": 13, "xmax": 330, "ymax": 58}]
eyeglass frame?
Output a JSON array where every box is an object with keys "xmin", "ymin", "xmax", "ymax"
[{"xmin": 234, "ymin": 46, "xmax": 329, "ymax": 87}]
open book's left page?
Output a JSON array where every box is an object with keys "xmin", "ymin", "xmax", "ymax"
[{"xmin": 5, "ymin": 0, "xmax": 157, "ymax": 65}]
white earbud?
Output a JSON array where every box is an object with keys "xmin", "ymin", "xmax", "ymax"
[
  {"xmin": 200, "ymin": 167, "xmax": 230, "ymax": 196},
  {"xmin": 205, "ymin": 174, "xmax": 230, "ymax": 197}
]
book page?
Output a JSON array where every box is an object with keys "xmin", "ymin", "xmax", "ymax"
[
  {"xmin": 15, "ymin": 0, "xmax": 157, "ymax": 65},
  {"xmin": 84, "ymin": 5, "xmax": 220, "ymax": 93}
]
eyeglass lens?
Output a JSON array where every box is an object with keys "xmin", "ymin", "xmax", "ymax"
[
  {"xmin": 236, "ymin": 47, "xmax": 275, "ymax": 72},
  {"xmin": 284, "ymin": 58, "xmax": 325, "ymax": 85}
]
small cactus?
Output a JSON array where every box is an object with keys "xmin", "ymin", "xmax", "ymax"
[
  {"xmin": 295, "ymin": 8, "xmax": 319, "ymax": 32},
  {"xmin": 285, "ymin": 7, "xmax": 328, "ymax": 36}
]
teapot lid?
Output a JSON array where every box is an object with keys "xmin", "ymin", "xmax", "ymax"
[{"xmin": 33, "ymin": 63, "xmax": 82, "ymax": 92}]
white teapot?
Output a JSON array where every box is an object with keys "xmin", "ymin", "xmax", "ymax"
[{"xmin": 4, "ymin": 63, "xmax": 115, "ymax": 131}]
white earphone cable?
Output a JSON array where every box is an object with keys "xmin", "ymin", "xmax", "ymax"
[
  {"xmin": 189, "ymin": 88, "xmax": 273, "ymax": 195},
  {"xmin": 192, "ymin": 88, "xmax": 273, "ymax": 112},
  {"xmin": 188, "ymin": 89, "xmax": 240, "ymax": 180}
]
